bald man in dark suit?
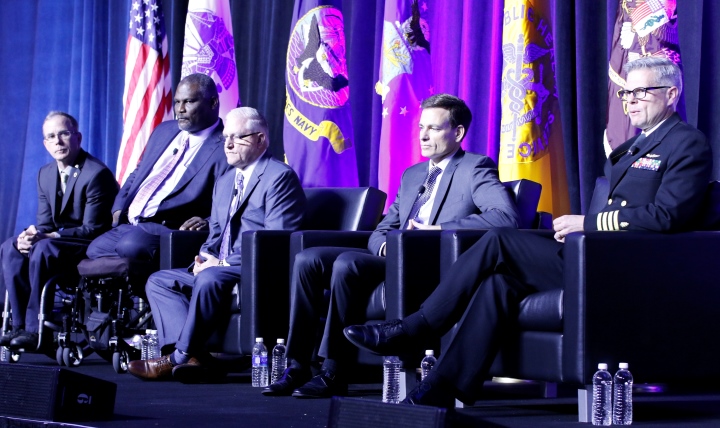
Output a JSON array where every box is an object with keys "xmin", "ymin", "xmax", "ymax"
[{"xmin": 86, "ymin": 73, "xmax": 230, "ymax": 266}]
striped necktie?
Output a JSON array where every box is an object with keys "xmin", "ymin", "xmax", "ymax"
[
  {"xmin": 219, "ymin": 172, "xmax": 245, "ymax": 262},
  {"xmin": 127, "ymin": 135, "xmax": 189, "ymax": 222},
  {"xmin": 406, "ymin": 166, "xmax": 442, "ymax": 226}
]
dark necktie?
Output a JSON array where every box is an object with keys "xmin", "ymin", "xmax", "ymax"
[
  {"xmin": 626, "ymin": 133, "xmax": 646, "ymax": 156},
  {"xmin": 407, "ymin": 166, "xmax": 442, "ymax": 226},
  {"xmin": 219, "ymin": 172, "xmax": 245, "ymax": 262}
]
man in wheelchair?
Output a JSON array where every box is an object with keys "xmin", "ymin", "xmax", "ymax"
[{"xmin": 0, "ymin": 111, "xmax": 118, "ymax": 350}]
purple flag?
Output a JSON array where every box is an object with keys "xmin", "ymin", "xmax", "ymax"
[
  {"xmin": 606, "ymin": 0, "xmax": 680, "ymax": 154},
  {"xmin": 181, "ymin": 0, "xmax": 241, "ymax": 119},
  {"xmin": 284, "ymin": 0, "xmax": 359, "ymax": 187},
  {"xmin": 377, "ymin": 0, "xmax": 434, "ymax": 210}
]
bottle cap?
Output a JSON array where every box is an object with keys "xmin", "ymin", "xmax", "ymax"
[
  {"xmin": 277, "ymin": 338, "xmax": 285, "ymax": 344},
  {"xmin": 255, "ymin": 337, "xmax": 263, "ymax": 343},
  {"xmin": 619, "ymin": 362, "xmax": 629, "ymax": 369},
  {"xmin": 425, "ymin": 350, "xmax": 434, "ymax": 356},
  {"xmin": 146, "ymin": 329, "xmax": 153, "ymax": 334},
  {"xmin": 598, "ymin": 363, "xmax": 608, "ymax": 370}
]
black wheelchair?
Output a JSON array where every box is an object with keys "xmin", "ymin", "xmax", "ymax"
[{"xmin": 0, "ymin": 256, "xmax": 153, "ymax": 373}]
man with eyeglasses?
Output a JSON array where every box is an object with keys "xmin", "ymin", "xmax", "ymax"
[
  {"xmin": 128, "ymin": 107, "xmax": 306, "ymax": 381},
  {"xmin": 344, "ymin": 56, "xmax": 712, "ymax": 407},
  {"xmin": 0, "ymin": 112, "xmax": 118, "ymax": 349},
  {"xmin": 85, "ymin": 73, "xmax": 231, "ymax": 270}
]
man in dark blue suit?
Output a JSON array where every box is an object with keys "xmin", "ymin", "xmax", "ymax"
[
  {"xmin": 86, "ymin": 73, "xmax": 230, "ymax": 266},
  {"xmin": 345, "ymin": 57, "xmax": 713, "ymax": 407},
  {"xmin": 264, "ymin": 94, "xmax": 521, "ymax": 398},
  {"xmin": 0, "ymin": 112, "xmax": 118, "ymax": 349},
  {"xmin": 128, "ymin": 107, "xmax": 306, "ymax": 381}
]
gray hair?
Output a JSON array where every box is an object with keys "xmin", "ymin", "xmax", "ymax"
[
  {"xmin": 226, "ymin": 107, "xmax": 270, "ymax": 145},
  {"xmin": 44, "ymin": 111, "xmax": 79, "ymax": 131},
  {"xmin": 623, "ymin": 56, "xmax": 683, "ymax": 96}
]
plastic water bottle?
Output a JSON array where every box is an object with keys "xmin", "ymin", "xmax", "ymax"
[
  {"xmin": 420, "ymin": 350, "xmax": 437, "ymax": 381},
  {"xmin": 147, "ymin": 330, "xmax": 160, "ymax": 360},
  {"xmin": 382, "ymin": 356, "xmax": 401, "ymax": 403},
  {"xmin": 592, "ymin": 363, "xmax": 613, "ymax": 426},
  {"xmin": 140, "ymin": 329, "xmax": 152, "ymax": 360},
  {"xmin": 252, "ymin": 337, "xmax": 269, "ymax": 387},
  {"xmin": 270, "ymin": 338, "xmax": 287, "ymax": 385},
  {"xmin": 613, "ymin": 362, "xmax": 634, "ymax": 425},
  {"xmin": 131, "ymin": 334, "xmax": 142, "ymax": 351}
]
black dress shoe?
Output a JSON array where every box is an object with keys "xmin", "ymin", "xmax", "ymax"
[
  {"xmin": 0, "ymin": 330, "xmax": 24, "ymax": 347},
  {"xmin": 9, "ymin": 331, "xmax": 39, "ymax": 350},
  {"xmin": 292, "ymin": 370, "xmax": 347, "ymax": 398},
  {"xmin": 172, "ymin": 358, "xmax": 227, "ymax": 384},
  {"xmin": 402, "ymin": 380, "xmax": 456, "ymax": 408},
  {"xmin": 262, "ymin": 367, "xmax": 311, "ymax": 396},
  {"xmin": 343, "ymin": 319, "xmax": 414, "ymax": 355}
]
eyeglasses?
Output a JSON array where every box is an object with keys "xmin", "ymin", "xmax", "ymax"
[
  {"xmin": 44, "ymin": 130, "xmax": 76, "ymax": 142},
  {"xmin": 224, "ymin": 132, "xmax": 260, "ymax": 144},
  {"xmin": 616, "ymin": 86, "xmax": 671, "ymax": 101}
]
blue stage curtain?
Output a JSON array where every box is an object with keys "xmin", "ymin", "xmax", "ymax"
[{"xmin": 0, "ymin": 0, "xmax": 127, "ymax": 240}]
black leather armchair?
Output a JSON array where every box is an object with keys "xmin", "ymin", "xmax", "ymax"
[
  {"xmin": 158, "ymin": 187, "xmax": 387, "ymax": 356},
  {"xmin": 437, "ymin": 180, "xmax": 720, "ymax": 421}
]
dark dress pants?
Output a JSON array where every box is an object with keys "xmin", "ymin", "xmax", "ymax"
[
  {"xmin": 86, "ymin": 222, "xmax": 172, "ymax": 262},
  {"xmin": 1, "ymin": 236, "xmax": 90, "ymax": 333},
  {"xmin": 417, "ymin": 228, "xmax": 564, "ymax": 403},
  {"xmin": 285, "ymin": 247, "xmax": 382, "ymax": 367},
  {"xmin": 145, "ymin": 266, "xmax": 241, "ymax": 354}
]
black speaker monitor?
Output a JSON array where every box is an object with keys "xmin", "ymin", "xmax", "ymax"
[
  {"xmin": 328, "ymin": 397, "xmax": 450, "ymax": 428},
  {"xmin": 0, "ymin": 364, "xmax": 116, "ymax": 422}
]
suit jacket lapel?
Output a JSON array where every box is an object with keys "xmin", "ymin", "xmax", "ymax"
[
  {"xmin": 607, "ymin": 113, "xmax": 680, "ymax": 196},
  {"xmin": 170, "ymin": 125, "xmax": 224, "ymax": 197},
  {"xmin": 48, "ymin": 169, "xmax": 59, "ymax": 220},
  {"xmin": 236, "ymin": 152, "xmax": 269, "ymax": 215},
  {"xmin": 428, "ymin": 149, "xmax": 464, "ymax": 224},
  {"xmin": 399, "ymin": 161, "xmax": 430, "ymax": 227},
  {"xmin": 59, "ymin": 150, "xmax": 87, "ymax": 213}
]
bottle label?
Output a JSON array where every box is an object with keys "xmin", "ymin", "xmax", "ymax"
[{"xmin": 260, "ymin": 352, "xmax": 268, "ymax": 367}]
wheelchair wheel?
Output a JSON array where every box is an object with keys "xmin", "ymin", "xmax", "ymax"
[
  {"xmin": 56, "ymin": 346, "xmax": 65, "ymax": 366},
  {"xmin": 113, "ymin": 350, "xmax": 130, "ymax": 374},
  {"xmin": 62, "ymin": 344, "xmax": 83, "ymax": 367}
]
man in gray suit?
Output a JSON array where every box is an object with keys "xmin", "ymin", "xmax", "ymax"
[
  {"xmin": 128, "ymin": 107, "xmax": 306, "ymax": 381},
  {"xmin": 264, "ymin": 94, "xmax": 520, "ymax": 398}
]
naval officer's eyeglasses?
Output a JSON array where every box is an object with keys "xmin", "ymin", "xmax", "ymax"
[{"xmin": 616, "ymin": 86, "xmax": 670, "ymax": 101}]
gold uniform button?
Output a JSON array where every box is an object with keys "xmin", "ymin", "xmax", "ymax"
[
  {"xmin": 621, "ymin": 200, "xmax": 627, "ymax": 207},
  {"xmin": 608, "ymin": 199, "xmax": 613, "ymax": 205}
]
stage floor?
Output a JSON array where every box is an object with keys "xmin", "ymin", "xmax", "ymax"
[{"xmin": 1, "ymin": 352, "xmax": 720, "ymax": 427}]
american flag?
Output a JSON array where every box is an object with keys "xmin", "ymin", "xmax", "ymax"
[{"xmin": 117, "ymin": 0, "xmax": 172, "ymax": 185}]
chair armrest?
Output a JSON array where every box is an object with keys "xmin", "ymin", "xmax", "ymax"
[
  {"xmin": 238, "ymin": 230, "xmax": 294, "ymax": 355},
  {"xmin": 563, "ymin": 231, "xmax": 720, "ymax": 385},
  {"xmin": 533, "ymin": 212, "xmax": 553, "ymax": 229},
  {"xmin": 289, "ymin": 230, "xmax": 372, "ymax": 273},
  {"xmin": 384, "ymin": 230, "xmax": 448, "ymax": 320},
  {"xmin": 159, "ymin": 230, "xmax": 209, "ymax": 270}
]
